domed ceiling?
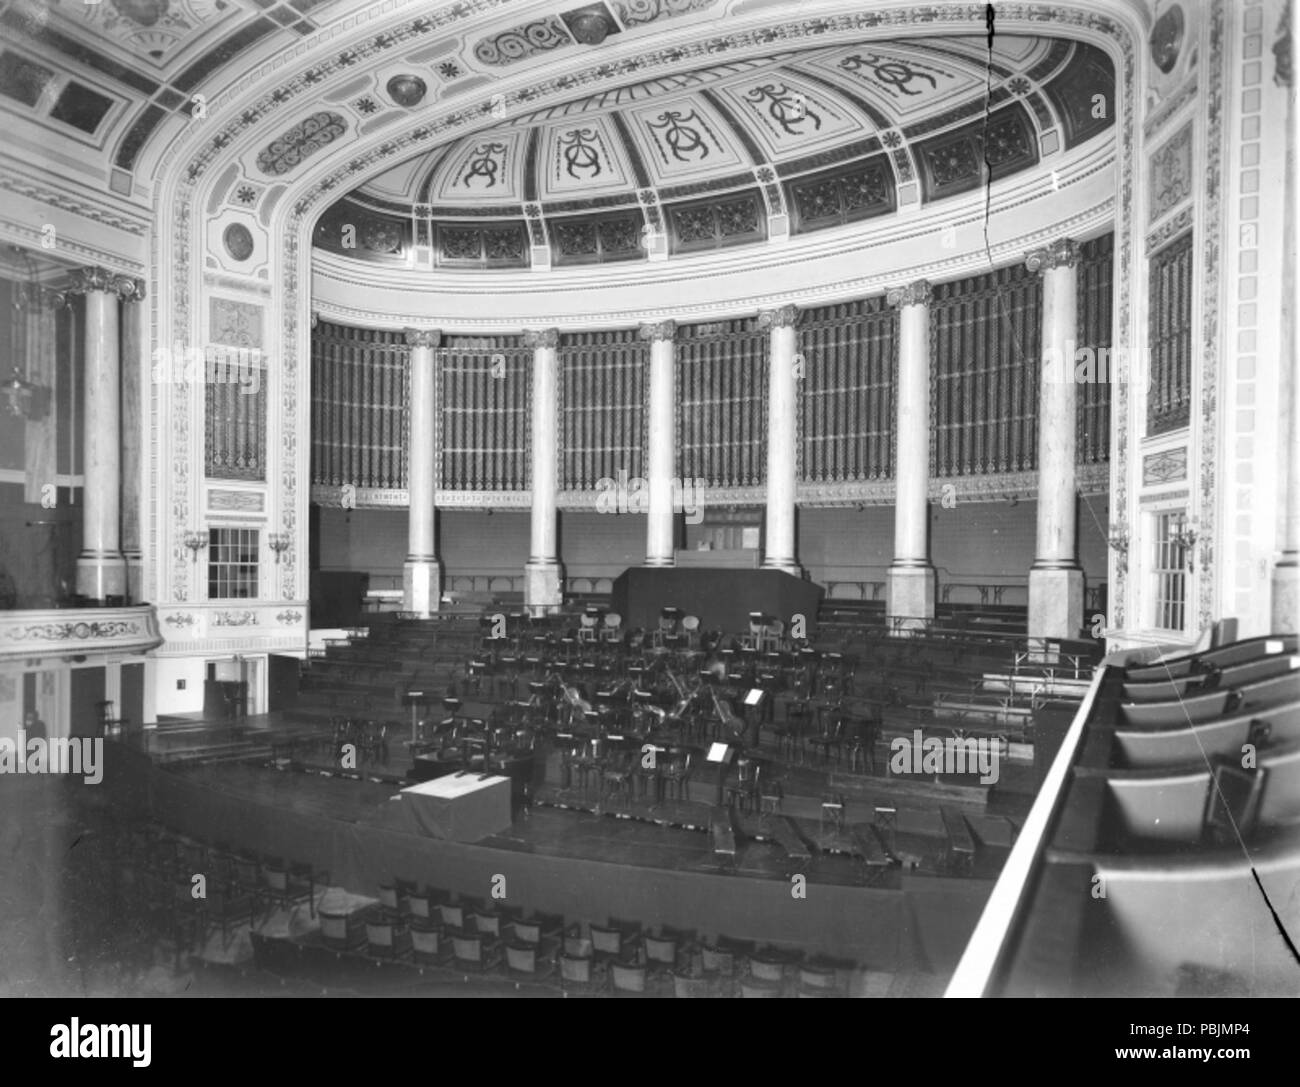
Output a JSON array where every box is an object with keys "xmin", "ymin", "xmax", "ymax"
[{"xmin": 313, "ymin": 34, "xmax": 1113, "ymax": 271}]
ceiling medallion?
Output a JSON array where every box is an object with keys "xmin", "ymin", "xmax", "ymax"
[{"xmin": 386, "ymin": 74, "xmax": 428, "ymax": 108}]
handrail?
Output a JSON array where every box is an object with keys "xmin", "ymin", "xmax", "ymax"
[{"xmin": 944, "ymin": 661, "xmax": 1110, "ymax": 997}]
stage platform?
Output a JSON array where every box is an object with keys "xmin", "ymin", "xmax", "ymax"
[
  {"xmin": 100, "ymin": 727, "xmax": 994, "ymax": 974},
  {"xmin": 611, "ymin": 566, "xmax": 824, "ymax": 635}
]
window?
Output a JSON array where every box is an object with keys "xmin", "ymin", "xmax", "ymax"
[
  {"xmin": 208, "ymin": 528, "xmax": 259, "ymax": 599},
  {"xmin": 1147, "ymin": 232, "xmax": 1194, "ymax": 435},
  {"xmin": 1152, "ymin": 511, "xmax": 1188, "ymax": 631}
]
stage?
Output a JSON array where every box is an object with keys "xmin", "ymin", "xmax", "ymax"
[
  {"xmin": 611, "ymin": 566, "xmax": 824, "ymax": 636},
  {"xmin": 99, "ymin": 734, "xmax": 993, "ymax": 974}
]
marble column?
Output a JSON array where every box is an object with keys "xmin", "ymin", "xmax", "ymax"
[
  {"xmin": 68, "ymin": 267, "xmax": 139, "ymax": 601},
  {"xmin": 640, "ymin": 320, "xmax": 677, "ymax": 566},
  {"xmin": 758, "ymin": 304, "xmax": 801, "ymax": 575},
  {"xmin": 524, "ymin": 328, "xmax": 563, "ymax": 613},
  {"xmin": 403, "ymin": 328, "xmax": 441, "ymax": 616},
  {"xmin": 885, "ymin": 280, "xmax": 935, "ymax": 629},
  {"xmin": 1026, "ymin": 239, "xmax": 1084, "ymax": 640}
]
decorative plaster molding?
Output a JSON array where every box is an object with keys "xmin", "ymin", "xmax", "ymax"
[
  {"xmin": 885, "ymin": 280, "xmax": 931, "ymax": 307},
  {"xmin": 0, "ymin": 170, "xmax": 149, "ymax": 236},
  {"xmin": 1024, "ymin": 237, "xmax": 1081, "ymax": 273},
  {"xmin": 65, "ymin": 267, "xmax": 147, "ymax": 302},
  {"xmin": 0, "ymin": 606, "xmax": 162, "ymax": 662},
  {"xmin": 1145, "ymin": 205, "xmax": 1193, "ymax": 254},
  {"xmin": 638, "ymin": 319, "xmax": 677, "ymax": 342},
  {"xmin": 756, "ymin": 305, "xmax": 800, "ymax": 329},
  {"xmin": 404, "ymin": 327, "xmax": 442, "ymax": 348},
  {"xmin": 523, "ymin": 328, "xmax": 561, "ymax": 350}
]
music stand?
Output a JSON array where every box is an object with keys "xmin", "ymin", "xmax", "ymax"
[
  {"xmin": 402, "ymin": 689, "xmax": 431, "ymax": 744},
  {"xmin": 707, "ymin": 741, "xmax": 736, "ymax": 805}
]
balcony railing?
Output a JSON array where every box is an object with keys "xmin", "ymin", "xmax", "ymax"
[{"xmin": 0, "ymin": 605, "xmax": 162, "ymax": 662}]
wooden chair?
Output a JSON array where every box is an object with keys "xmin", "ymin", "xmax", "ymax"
[
  {"xmin": 610, "ymin": 961, "xmax": 650, "ymax": 996},
  {"xmin": 451, "ymin": 931, "xmax": 501, "ymax": 974}
]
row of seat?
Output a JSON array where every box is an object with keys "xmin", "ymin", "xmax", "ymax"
[{"xmin": 335, "ymin": 883, "xmax": 850, "ymax": 997}]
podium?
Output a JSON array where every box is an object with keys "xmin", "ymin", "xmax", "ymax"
[{"xmin": 392, "ymin": 773, "xmax": 512, "ymax": 842}]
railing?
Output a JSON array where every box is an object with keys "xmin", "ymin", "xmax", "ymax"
[{"xmin": 0, "ymin": 605, "xmax": 162, "ymax": 662}]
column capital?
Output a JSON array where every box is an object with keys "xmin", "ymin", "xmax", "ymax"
[
  {"xmin": 1025, "ymin": 237, "xmax": 1081, "ymax": 274},
  {"xmin": 65, "ymin": 266, "xmax": 145, "ymax": 302},
  {"xmin": 757, "ymin": 304, "xmax": 800, "ymax": 330},
  {"xmin": 523, "ymin": 328, "xmax": 560, "ymax": 350},
  {"xmin": 637, "ymin": 319, "xmax": 677, "ymax": 343},
  {"xmin": 886, "ymin": 280, "xmax": 932, "ymax": 308},
  {"xmin": 404, "ymin": 327, "xmax": 441, "ymax": 349}
]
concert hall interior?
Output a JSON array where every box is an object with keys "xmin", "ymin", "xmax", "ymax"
[{"xmin": 0, "ymin": 0, "xmax": 1297, "ymax": 1000}]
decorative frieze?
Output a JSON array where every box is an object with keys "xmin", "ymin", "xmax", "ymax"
[{"xmin": 0, "ymin": 606, "xmax": 162, "ymax": 662}]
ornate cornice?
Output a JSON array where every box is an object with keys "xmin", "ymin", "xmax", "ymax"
[
  {"xmin": 638, "ymin": 319, "xmax": 677, "ymax": 342},
  {"xmin": 64, "ymin": 267, "xmax": 147, "ymax": 302},
  {"xmin": 404, "ymin": 327, "xmax": 442, "ymax": 349},
  {"xmin": 1024, "ymin": 237, "xmax": 1080, "ymax": 274},
  {"xmin": 756, "ymin": 304, "xmax": 800, "ymax": 330},
  {"xmin": 523, "ymin": 328, "xmax": 561, "ymax": 350},
  {"xmin": 885, "ymin": 280, "xmax": 932, "ymax": 308}
]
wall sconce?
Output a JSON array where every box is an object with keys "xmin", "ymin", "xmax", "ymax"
[
  {"xmin": 182, "ymin": 531, "xmax": 208, "ymax": 563},
  {"xmin": 1107, "ymin": 521, "xmax": 1130, "ymax": 575},
  {"xmin": 1172, "ymin": 517, "xmax": 1199, "ymax": 573},
  {"xmin": 267, "ymin": 532, "xmax": 292, "ymax": 564}
]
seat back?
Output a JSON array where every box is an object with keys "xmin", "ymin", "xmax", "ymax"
[
  {"xmin": 701, "ymin": 945, "xmax": 734, "ymax": 975},
  {"xmin": 798, "ymin": 964, "xmax": 837, "ymax": 990},
  {"xmin": 410, "ymin": 925, "xmax": 441, "ymax": 956},
  {"xmin": 560, "ymin": 954, "xmax": 592, "ymax": 984},
  {"xmin": 505, "ymin": 943, "xmax": 536, "ymax": 974},
  {"xmin": 452, "ymin": 933, "xmax": 483, "ymax": 964},
  {"xmin": 749, "ymin": 956, "xmax": 785, "ymax": 983},
  {"xmin": 590, "ymin": 924, "xmax": 623, "ymax": 958},
  {"xmin": 644, "ymin": 934, "xmax": 677, "ymax": 966},
  {"xmin": 611, "ymin": 962, "xmax": 647, "ymax": 993},
  {"xmin": 439, "ymin": 902, "xmax": 465, "ymax": 930},
  {"xmin": 740, "ymin": 979, "xmax": 782, "ymax": 997},
  {"xmin": 564, "ymin": 934, "xmax": 594, "ymax": 959},
  {"xmin": 471, "ymin": 911, "xmax": 502, "ymax": 938},
  {"xmin": 672, "ymin": 973, "xmax": 713, "ymax": 998},
  {"xmin": 512, "ymin": 919, "xmax": 542, "ymax": 945}
]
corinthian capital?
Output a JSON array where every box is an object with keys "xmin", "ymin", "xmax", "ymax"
[
  {"xmin": 756, "ymin": 304, "xmax": 800, "ymax": 330},
  {"xmin": 885, "ymin": 280, "xmax": 932, "ymax": 308},
  {"xmin": 66, "ymin": 266, "xmax": 146, "ymax": 302},
  {"xmin": 637, "ymin": 319, "xmax": 677, "ymax": 343},
  {"xmin": 404, "ymin": 327, "xmax": 442, "ymax": 349},
  {"xmin": 1025, "ymin": 237, "xmax": 1080, "ymax": 274},
  {"xmin": 523, "ymin": 328, "xmax": 560, "ymax": 350}
]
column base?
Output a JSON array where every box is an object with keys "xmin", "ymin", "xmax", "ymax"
[
  {"xmin": 643, "ymin": 555, "xmax": 676, "ymax": 568},
  {"xmin": 403, "ymin": 559, "xmax": 442, "ymax": 617},
  {"xmin": 76, "ymin": 553, "xmax": 127, "ymax": 601},
  {"xmin": 1028, "ymin": 564, "xmax": 1084, "ymax": 641},
  {"xmin": 525, "ymin": 561, "xmax": 564, "ymax": 615},
  {"xmin": 761, "ymin": 559, "xmax": 803, "ymax": 577},
  {"xmin": 1271, "ymin": 561, "xmax": 1299, "ymax": 633},
  {"xmin": 886, "ymin": 563, "xmax": 935, "ymax": 633}
]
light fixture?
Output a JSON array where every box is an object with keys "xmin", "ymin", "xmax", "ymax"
[
  {"xmin": 1172, "ymin": 516, "xmax": 1199, "ymax": 573},
  {"xmin": 3, "ymin": 247, "xmax": 52, "ymax": 421},
  {"xmin": 1107, "ymin": 520, "xmax": 1130, "ymax": 575},
  {"xmin": 267, "ymin": 532, "xmax": 292, "ymax": 563},
  {"xmin": 183, "ymin": 531, "xmax": 208, "ymax": 563}
]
